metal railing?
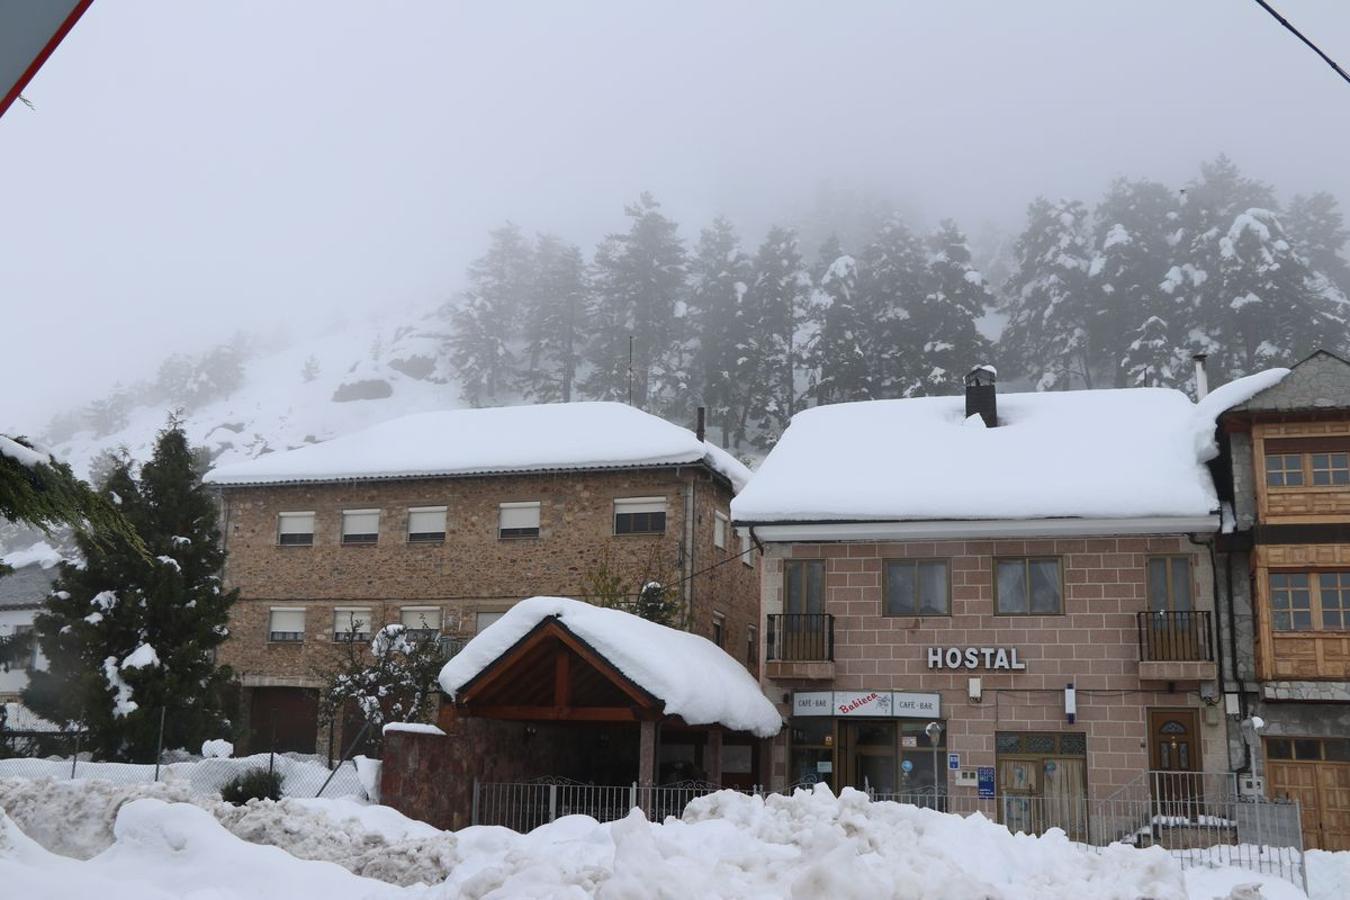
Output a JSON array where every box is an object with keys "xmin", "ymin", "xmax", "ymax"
[
  {"xmin": 1136, "ymin": 610, "xmax": 1213, "ymax": 661},
  {"xmin": 766, "ymin": 613, "xmax": 834, "ymax": 662},
  {"xmin": 472, "ymin": 777, "xmax": 1305, "ymax": 891}
]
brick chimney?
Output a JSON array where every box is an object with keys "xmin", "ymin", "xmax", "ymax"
[{"xmin": 965, "ymin": 365, "xmax": 998, "ymax": 427}]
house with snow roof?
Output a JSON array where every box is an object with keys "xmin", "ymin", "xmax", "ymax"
[
  {"xmin": 730, "ymin": 361, "xmax": 1283, "ymax": 838},
  {"xmin": 0, "ymin": 544, "xmax": 60, "ymax": 712},
  {"xmin": 203, "ymin": 401, "xmax": 759, "ymax": 758}
]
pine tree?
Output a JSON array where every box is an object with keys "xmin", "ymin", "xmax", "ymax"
[
  {"xmin": 1121, "ymin": 315, "xmax": 1176, "ymax": 387},
  {"xmin": 909, "ymin": 220, "xmax": 993, "ymax": 394},
  {"xmin": 519, "ymin": 234, "xmax": 588, "ymax": 403},
  {"xmin": 856, "ymin": 216, "xmax": 930, "ymax": 397},
  {"xmin": 449, "ymin": 223, "xmax": 534, "ymax": 407},
  {"xmin": 23, "ymin": 420, "xmax": 238, "ymax": 761},
  {"xmin": 582, "ymin": 194, "xmax": 687, "ymax": 412},
  {"xmin": 1285, "ymin": 192, "xmax": 1350, "ymax": 307},
  {"xmin": 1000, "ymin": 198, "xmax": 1094, "ymax": 389},
  {"xmin": 808, "ymin": 253, "xmax": 873, "ymax": 405},
  {"xmin": 741, "ymin": 226, "xmax": 810, "ymax": 446},
  {"xmin": 686, "ymin": 217, "xmax": 752, "ymax": 448},
  {"xmin": 301, "ymin": 355, "xmax": 320, "ymax": 383}
]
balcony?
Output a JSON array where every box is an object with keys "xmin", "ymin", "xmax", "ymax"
[
  {"xmin": 765, "ymin": 613, "xmax": 835, "ymax": 681},
  {"xmin": 1136, "ymin": 611, "xmax": 1217, "ymax": 683}
]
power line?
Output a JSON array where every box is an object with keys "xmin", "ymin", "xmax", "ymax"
[{"xmin": 1251, "ymin": 0, "xmax": 1350, "ymax": 86}]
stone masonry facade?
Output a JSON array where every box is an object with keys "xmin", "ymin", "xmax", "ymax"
[
  {"xmin": 759, "ymin": 535, "xmax": 1226, "ymax": 799},
  {"xmin": 216, "ymin": 464, "xmax": 758, "ymax": 748}
]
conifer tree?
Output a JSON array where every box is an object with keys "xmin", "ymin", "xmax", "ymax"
[
  {"xmin": 449, "ymin": 223, "xmax": 534, "ymax": 407},
  {"xmin": 1121, "ymin": 315, "xmax": 1176, "ymax": 387},
  {"xmin": 1285, "ymin": 192, "xmax": 1350, "ymax": 305},
  {"xmin": 519, "ymin": 234, "xmax": 588, "ymax": 403},
  {"xmin": 808, "ymin": 253, "xmax": 873, "ymax": 405},
  {"xmin": 686, "ymin": 217, "xmax": 752, "ymax": 447},
  {"xmin": 582, "ymin": 194, "xmax": 687, "ymax": 412},
  {"xmin": 24, "ymin": 420, "xmax": 237, "ymax": 761},
  {"xmin": 741, "ymin": 226, "xmax": 810, "ymax": 446},
  {"xmin": 856, "ymin": 216, "xmax": 930, "ymax": 397},
  {"xmin": 908, "ymin": 220, "xmax": 993, "ymax": 395},
  {"xmin": 1000, "ymin": 198, "xmax": 1094, "ymax": 389}
]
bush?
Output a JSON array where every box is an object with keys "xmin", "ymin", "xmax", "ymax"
[{"xmin": 220, "ymin": 767, "xmax": 283, "ymax": 804}]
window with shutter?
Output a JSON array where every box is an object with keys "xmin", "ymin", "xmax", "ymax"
[
  {"xmin": 400, "ymin": 607, "xmax": 443, "ymax": 640},
  {"xmin": 714, "ymin": 512, "xmax": 728, "ymax": 549},
  {"xmin": 614, "ymin": 497, "xmax": 667, "ymax": 535},
  {"xmin": 407, "ymin": 506, "xmax": 447, "ymax": 542},
  {"xmin": 277, "ymin": 512, "xmax": 315, "ymax": 546},
  {"xmin": 341, "ymin": 509, "xmax": 380, "ymax": 545},
  {"xmin": 499, "ymin": 502, "xmax": 541, "ymax": 539},
  {"xmin": 268, "ymin": 608, "xmax": 306, "ymax": 642},
  {"xmin": 333, "ymin": 608, "xmax": 373, "ymax": 641}
]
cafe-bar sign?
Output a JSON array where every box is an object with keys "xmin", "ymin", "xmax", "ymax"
[{"xmin": 793, "ymin": 690, "xmax": 941, "ymax": 718}]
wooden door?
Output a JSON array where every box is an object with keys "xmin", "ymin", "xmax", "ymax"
[
  {"xmin": 1269, "ymin": 758, "xmax": 1350, "ymax": 851},
  {"xmin": 1148, "ymin": 709, "xmax": 1200, "ymax": 815},
  {"xmin": 1316, "ymin": 762, "xmax": 1350, "ymax": 851}
]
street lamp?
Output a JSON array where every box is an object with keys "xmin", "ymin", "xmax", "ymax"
[{"xmin": 925, "ymin": 721, "xmax": 945, "ymax": 803}]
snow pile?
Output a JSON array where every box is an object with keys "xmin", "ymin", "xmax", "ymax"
[
  {"xmin": 0, "ymin": 777, "xmax": 200, "ymax": 859},
  {"xmin": 0, "ymin": 540, "xmax": 65, "ymax": 570},
  {"xmin": 204, "ymin": 401, "xmax": 751, "ymax": 492},
  {"xmin": 201, "ymin": 739, "xmax": 233, "ymax": 759},
  {"xmin": 1306, "ymin": 849, "xmax": 1350, "ymax": 900},
  {"xmin": 440, "ymin": 597, "xmax": 783, "ymax": 737},
  {"xmin": 0, "ymin": 435, "xmax": 51, "ymax": 470}
]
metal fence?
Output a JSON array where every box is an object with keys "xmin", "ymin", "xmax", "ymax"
[{"xmin": 473, "ymin": 777, "xmax": 1305, "ymax": 891}]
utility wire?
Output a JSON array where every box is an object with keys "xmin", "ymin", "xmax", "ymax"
[{"xmin": 1251, "ymin": 0, "xmax": 1350, "ymax": 86}]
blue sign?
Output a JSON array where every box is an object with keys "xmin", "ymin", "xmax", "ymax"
[
  {"xmin": 901, "ymin": 759, "xmax": 914, "ymax": 774},
  {"xmin": 947, "ymin": 753, "xmax": 960, "ymax": 770},
  {"xmin": 977, "ymin": 766, "xmax": 995, "ymax": 799}
]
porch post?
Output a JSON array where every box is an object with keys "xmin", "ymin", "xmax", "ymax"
[
  {"xmin": 639, "ymin": 719, "xmax": 656, "ymax": 814},
  {"xmin": 706, "ymin": 729, "xmax": 723, "ymax": 785}
]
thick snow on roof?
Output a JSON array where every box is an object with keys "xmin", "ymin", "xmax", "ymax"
[
  {"xmin": 733, "ymin": 385, "xmax": 1255, "ymax": 524},
  {"xmin": 204, "ymin": 401, "xmax": 750, "ymax": 491},
  {"xmin": 439, "ymin": 597, "xmax": 782, "ymax": 737}
]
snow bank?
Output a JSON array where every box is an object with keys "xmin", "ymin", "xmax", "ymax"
[
  {"xmin": 1191, "ymin": 368, "xmax": 1290, "ymax": 460},
  {"xmin": 205, "ymin": 401, "xmax": 752, "ymax": 492},
  {"xmin": 439, "ymin": 597, "xmax": 783, "ymax": 737},
  {"xmin": 201, "ymin": 739, "xmax": 234, "ymax": 759}
]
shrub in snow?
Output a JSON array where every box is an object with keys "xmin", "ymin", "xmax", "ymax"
[
  {"xmin": 220, "ymin": 768, "xmax": 283, "ymax": 805},
  {"xmin": 318, "ymin": 624, "xmax": 443, "ymax": 754}
]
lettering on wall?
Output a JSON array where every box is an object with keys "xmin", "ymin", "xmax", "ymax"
[{"xmin": 926, "ymin": 647, "xmax": 1027, "ymax": 671}]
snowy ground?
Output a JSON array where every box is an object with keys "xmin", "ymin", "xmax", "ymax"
[{"xmin": 0, "ymin": 779, "xmax": 1342, "ymax": 899}]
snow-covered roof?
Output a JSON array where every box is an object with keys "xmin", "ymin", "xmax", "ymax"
[
  {"xmin": 439, "ymin": 597, "xmax": 782, "ymax": 737},
  {"xmin": 733, "ymin": 375, "xmax": 1287, "ymax": 527},
  {"xmin": 203, "ymin": 402, "xmax": 751, "ymax": 492}
]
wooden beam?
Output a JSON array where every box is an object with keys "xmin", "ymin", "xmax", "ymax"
[{"xmin": 460, "ymin": 705, "xmax": 642, "ymax": 722}]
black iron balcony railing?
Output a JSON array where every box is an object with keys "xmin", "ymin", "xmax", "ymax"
[
  {"xmin": 767, "ymin": 613, "xmax": 835, "ymax": 662},
  {"xmin": 1137, "ymin": 610, "xmax": 1213, "ymax": 662}
]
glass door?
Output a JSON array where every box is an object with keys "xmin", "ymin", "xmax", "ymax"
[{"xmin": 841, "ymin": 721, "xmax": 897, "ymax": 797}]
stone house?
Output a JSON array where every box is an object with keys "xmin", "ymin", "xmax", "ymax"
[
  {"xmin": 1212, "ymin": 349, "xmax": 1350, "ymax": 850},
  {"xmin": 204, "ymin": 402, "xmax": 757, "ymax": 757},
  {"xmin": 0, "ymin": 561, "xmax": 55, "ymax": 706},
  {"xmin": 730, "ymin": 365, "xmax": 1267, "ymax": 838}
]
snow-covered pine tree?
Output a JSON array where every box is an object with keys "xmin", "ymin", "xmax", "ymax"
[
  {"xmin": 908, "ymin": 220, "xmax": 993, "ymax": 395},
  {"xmin": 741, "ymin": 226, "xmax": 811, "ymax": 447},
  {"xmin": 686, "ymin": 217, "xmax": 752, "ymax": 448},
  {"xmin": 1120, "ymin": 315, "xmax": 1176, "ymax": 387},
  {"xmin": 449, "ymin": 223, "xmax": 534, "ymax": 407},
  {"xmin": 24, "ymin": 420, "xmax": 238, "ymax": 761},
  {"xmin": 1210, "ymin": 208, "xmax": 1341, "ymax": 375},
  {"xmin": 518, "ymin": 234, "xmax": 588, "ymax": 403},
  {"xmin": 807, "ymin": 253, "xmax": 873, "ymax": 405},
  {"xmin": 1285, "ymin": 192, "xmax": 1350, "ymax": 311},
  {"xmin": 1089, "ymin": 179, "xmax": 1181, "ymax": 387},
  {"xmin": 581, "ymin": 194, "xmax": 687, "ymax": 412},
  {"xmin": 1000, "ymin": 198, "xmax": 1094, "ymax": 389},
  {"xmin": 856, "ymin": 216, "xmax": 929, "ymax": 397}
]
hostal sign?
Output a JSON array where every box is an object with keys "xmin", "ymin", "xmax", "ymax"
[{"xmin": 927, "ymin": 647, "xmax": 1026, "ymax": 670}]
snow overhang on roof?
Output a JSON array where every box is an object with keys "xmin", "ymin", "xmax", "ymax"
[
  {"xmin": 732, "ymin": 375, "xmax": 1289, "ymax": 533},
  {"xmin": 203, "ymin": 401, "xmax": 751, "ymax": 493},
  {"xmin": 439, "ymin": 597, "xmax": 783, "ymax": 738}
]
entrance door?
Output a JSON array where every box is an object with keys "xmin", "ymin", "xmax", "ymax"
[
  {"xmin": 1148, "ymin": 709, "xmax": 1200, "ymax": 816},
  {"xmin": 839, "ymin": 721, "xmax": 897, "ymax": 796}
]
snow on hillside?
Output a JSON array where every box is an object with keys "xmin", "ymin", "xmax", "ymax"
[{"xmin": 46, "ymin": 309, "xmax": 461, "ymax": 484}]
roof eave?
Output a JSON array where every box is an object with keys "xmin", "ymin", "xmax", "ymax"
[{"xmin": 736, "ymin": 515, "xmax": 1221, "ymax": 542}]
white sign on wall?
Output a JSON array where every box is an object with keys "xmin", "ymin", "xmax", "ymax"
[
  {"xmin": 926, "ymin": 647, "xmax": 1027, "ymax": 671},
  {"xmin": 793, "ymin": 691, "xmax": 941, "ymax": 719}
]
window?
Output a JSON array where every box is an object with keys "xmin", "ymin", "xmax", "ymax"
[
  {"xmin": 400, "ymin": 607, "xmax": 443, "ymax": 639},
  {"xmin": 883, "ymin": 560, "xmax": 950, "ymax": 616},
  {"xmin": 714, "ymin": 511, "xmax": 728, "ymax": 549},
  {"xmin": 712, "ymin": 613, "xmax": 726, "ymax": 648},
  {"xmin": 341, "ymin": 509, "xmax": 380, "ymax": 545},
  {"xmin": 740, "ymin": 531, "xmax": 754, "ymax": 567},
  {"xmin": 277, "ymin": 512, "xmax": 315, "ymax": 546},
  {"xmin": 1147, "ymin": 557, "xmax": 1193, "ymax": 612},
  {"xmin": 333, "ymin": 608, "xmax": 372, "ymax": 641},
  {"xmin": 268, "ymin": 608, "xmax": 305, "ymax": 642},
  {"xmin": 1266, "ymin": 454, "xmax": 1304, "ymax": 487},
  {"xmin": 1311, "ymin": 452, "xmax": 1350, "ymax": 486},
  {"xmin": 784, "ymin": 559, "xmax": 825, "ymax": 615},
  {"xmin": 407, "ymin": 506, "xmax": 447, "ymax": 543},
  {"xmin": 498, "ymin": 502, "xmax": 540, "ymax": 539},
  {"xmin": 1270, "ymin": 571, "xmax": 1350, "ymax": 632},
  {"xmin": 747, "ymin": 624, "xmax": 758, "ymax": 668},
  {"xmin": 614, "ymin": 497, "xmax": 667, "ymax": 535},
  {"xmin": 995, "ymin": 558, "xmax": 1063, "ymax": 615},
  {"xmin": 475, "ymin": 611, "xmax": 505, "ymax": 633},
  {"xmin": 1266, "ymin": 736, "xmax": 1350, "ymax": 762}
]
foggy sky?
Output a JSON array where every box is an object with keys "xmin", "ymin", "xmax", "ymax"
[{"xmin": 3, "ymin": 1, "xmax": 1349, "ymax": 434}]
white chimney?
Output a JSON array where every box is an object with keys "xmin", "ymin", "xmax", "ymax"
[{"xmin": 1192, "ymin": 353, "xmax": 1209, "ymax": 401}]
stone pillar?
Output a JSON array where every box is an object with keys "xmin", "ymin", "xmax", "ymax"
[{"xmin": 705, "ymin": 729, "xmax": 723, "ymax": 785}]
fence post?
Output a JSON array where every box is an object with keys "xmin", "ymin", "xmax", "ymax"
[
  {"xmin": 153, "ymin": 707, "xmax": 166, "ymax": 782},
  {"xmin": 70, "ymin": 730, "xmax": 80, "ymax": 780},
  {"xmin": 629, "ymin": 781, "xmax": 637, "ymax": 813},
  {"xmin": 471, "ymin": 777, "xmax": 480, "ymax": 826},
  {"xmin": 548, "ymin": 783, "xmax": 558, "ymax": 823},
  {"xmin": 315, "ymin": 718, "xmax": 372, "ymax": 799}
]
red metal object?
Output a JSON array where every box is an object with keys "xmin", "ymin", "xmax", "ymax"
[{"xmin": 0, "ymin": 0, "xmax": 95, "ymax": 120}]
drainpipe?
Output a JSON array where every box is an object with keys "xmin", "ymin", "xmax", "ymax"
[{"xmin": 682, "ymin": 476, "xmax": 696, "ymax": 629}]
